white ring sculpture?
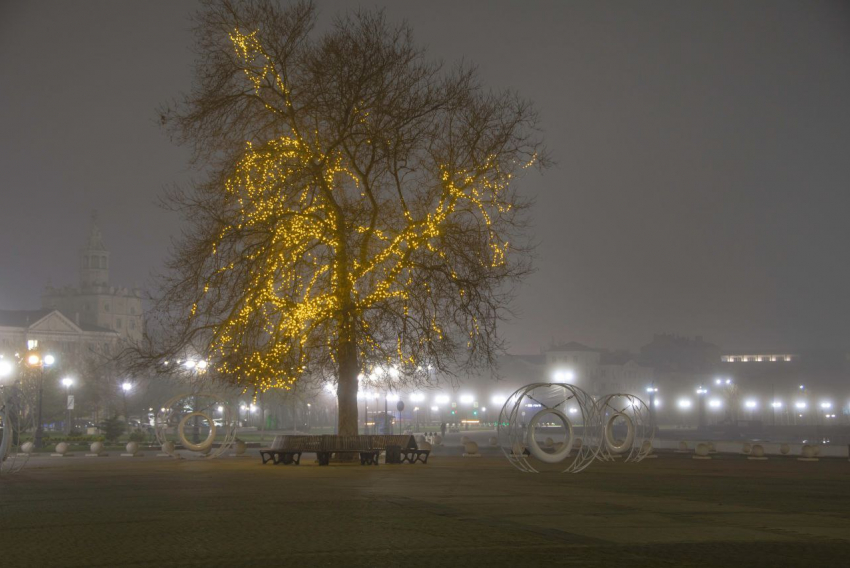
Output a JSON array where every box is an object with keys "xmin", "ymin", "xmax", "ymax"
[
  {"xmin": 155, "ymin": 393, "xmax": 236, "ymax": 459},
  {"xmin": 527, "ymin": 409, "xmax": 573, "ymax": 463},
  {"xmin": 497, "ymin": 383, "xmax": 601, "ymax": 473},
  {"xmin": 596, "ymin": 393, "xmax": 654, "ymax": 463},
  {"xmin": 0, "ymin": 393, "xmax": 29, "ymax": 475},
  {"xmin": 177, "ymin": 412, "xmax": 217, "ymax": 452},
  {"xmin": 604, "ymin": 413, "xmax": 635, "ymax": 454}
]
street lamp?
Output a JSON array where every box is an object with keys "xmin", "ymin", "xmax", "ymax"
[
  {"xmin": 27, "ymin": 350, "xmax": 56, "ymax": 448},
  {"xmin": 695, "ymin": 387, "xmax": 707, "ymax": 430},
  {"xmin": 61, "ymin": 377, "xmax": 74, "ymax": 435},
  {"xmin": 121, "ymin": 381, "xmax": 133, "ymax": 430},
  {"xmin": 0, "ymin": 358, "xmax": 13, "ymax": 379}
]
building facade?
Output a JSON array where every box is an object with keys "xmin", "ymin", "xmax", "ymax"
[
  {"xmin": 41, "ymin": 215, "xmax": 144, "ymax": 344},
  {"xmin": 0, "ymin": 309, "xmax": 119, "ymax": 362}
]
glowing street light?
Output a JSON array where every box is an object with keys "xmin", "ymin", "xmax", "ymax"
[
  {"xmin": 744, "ymin": 400, "xmax": 758, "ymax": 410},
  {"xmin": 553, "ymin": 369, "xmax": 575, "ymax": 382},
  {"xmin": 820, "ymin": 401, "xmax": 832, "ymax": 410},
  {"xmin": 121, "ymin": 381, "xmax": 134, "ymax": 429},
  {"xmin": 27, "ymin": 351, "xmax": 56, "ymax": 449},
  {"xmin": 61, "ymin": 377, "xmax": 75, "ymax": 434},
  {"xmin": 0, "ymin": 359, "xmax": 13, "ymax": 379},
  {"xmin": 459, "ymin": 394, "xmax": 474, "ymax": 405},
  {"xmin": 677, "ymin": 398, "xmax": 692, "ymax": 410},
  {"xmin": 771, "ymin": 401, "xmax": 783, "ymax": 409},
  {"xmin": 795, "ymin": 401, "xmax": 807, "ymax": 410},
  {"xmin": 708, "ymin": 398, "xmax": 722, "ymax": 409},
  {"xmin": 491, "ymin": 394, "xmax": 507, "ymax": 405}
]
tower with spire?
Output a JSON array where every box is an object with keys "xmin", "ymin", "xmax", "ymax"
[
  {"xmin": 80, "ymin": 211, "xmax": 110, "ymax": 290},
  {"xmin": 42, "ymin": 212, "xmax": 144, "ymax": 343}
]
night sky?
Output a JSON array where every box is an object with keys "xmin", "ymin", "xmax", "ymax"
[{"xmin": 2, "ymin": 0, "xmax": 849, "ymax": 354}]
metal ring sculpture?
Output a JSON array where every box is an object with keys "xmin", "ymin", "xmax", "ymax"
[
  {"xmin": 155, "ymin": 393, "xmax": 236, "ymax": 459},
  {"xmin": 497, "ymin": 383, "xmax": 601, "ymax": 473},
  {"xmin": 595, "ymin": 393, "xmax": 654, "ymax": 463},
  {"xmin": 0, "ymin": 395, "xmax": 29, "ymax": 475}
]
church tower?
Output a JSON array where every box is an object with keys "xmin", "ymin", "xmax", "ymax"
[
  {"xmin": 42, "ymin": 212, "xmax": 144, "ymax": 343},
  {"xmin": 80, "ymin": 212, "xmax": 110, "ymax": 290}
]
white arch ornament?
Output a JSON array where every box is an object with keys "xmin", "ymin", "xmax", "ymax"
[
  {"xmin": 596, "ymin": 393, "xmax": 654, "ymax": 462},
  {"xmin": 155, "ymin": 393, "xmax": 236, "ymax": 459},
  {"xmin": 497, "ymin": 383, "xmax": 601, "ymax": 473},
  {"xmin": 0, "ymin": 395, "xmax": 29, "ymax": 475}
]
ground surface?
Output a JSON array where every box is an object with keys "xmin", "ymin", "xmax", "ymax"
[{"xmin": 2, "ymin": 449, "xmax": 850, "ymax": 567}]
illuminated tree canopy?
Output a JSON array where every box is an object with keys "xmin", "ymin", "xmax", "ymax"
[{"xmin": 146, "ymin": 0, "xmax": 547, "ymax": 434}]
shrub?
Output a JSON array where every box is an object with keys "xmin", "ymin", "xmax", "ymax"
[
  {"xmin": 100, "ymin": 415, "xmax": 125, "ymax": 442},
  {"xmin": 128, "ymin": 430, "xmax": 147, "ymax": 443}
]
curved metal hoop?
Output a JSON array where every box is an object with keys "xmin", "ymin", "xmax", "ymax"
[
  {"xmin": 0, "ymin": 394, "xmax": 29, "ymax": 475},
  {"xmin": 155, "ymin": 393, "xmax": 236, "ymax": 459},
  {"xmin": 596, "ymin": 393, "xmax": 654, "ymax": 462},
  {"xmin": 497, "ymin": 383, "xmax": 601, "ymax": 473},
  {"xmin": 527, "ymin": 409, "xmax": 573, "ymax": 463},
  {"xmin": 177, "ymin": 412, "xmax": 217, "ymax": 452}
]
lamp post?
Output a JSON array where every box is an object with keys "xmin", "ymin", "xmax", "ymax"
[
  {"xmin": 61, "ymin": 377, "xmax": 74, "ymax": 435},
  {"xmin": 121, "ymin": 381, "xmax": 133, "ymax": 431},
  {"xmin": 28, "ymin": 351, "xmax": 56, "ymax": 449},
  {"xmin": 306, "ymin": 403, "xmax": 311, "ymax": 432},
  {"xmin": 646, "ymin": 386, "xmax": 658, "ymax": 430},
  {"xmin": 696, "ymin": 386, "xmax": 707, "ymax": 430}
]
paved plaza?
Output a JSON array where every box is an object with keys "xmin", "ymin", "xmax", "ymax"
[{"xmin": 2, "ymin": 450, "xmax": 850, "ymax": 567}]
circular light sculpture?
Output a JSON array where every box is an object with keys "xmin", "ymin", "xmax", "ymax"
[
  {"xmin": 595, "ymin": 393, "xmax": 653, "ymax": 462},
  {"xmin": 154, "ymin": 393, "xmax": 236, "ymax": 459},
  {"xmin": 497, "ymin": 382, "xmax": 600, "ymax": 473},
  {"xmin": 177, "ymin": 412, "xmax": 217, "ymax": 452},
  {"xmin": 0, "ymin": 394, "xmax": 31, "ymax": 475},
  {"xmin": 526, "ymin": 409, "xmax": 573, "ymax": 464}
]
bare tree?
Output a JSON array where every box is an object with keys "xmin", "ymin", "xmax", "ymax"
[{"xmin": 144, "ymin": 0, "xmax": 547, "ymax": 435}]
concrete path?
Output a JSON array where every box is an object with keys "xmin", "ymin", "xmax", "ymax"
[{"xmin": 1, "ymin": 452, "xmax": 849, "ymax": 566}]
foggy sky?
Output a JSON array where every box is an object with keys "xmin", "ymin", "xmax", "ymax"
[{"xmin": 2, "ymin": 0, "xmax": 849, "ymax": 354}]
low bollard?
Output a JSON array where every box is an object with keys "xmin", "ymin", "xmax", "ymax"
[
  {"xmin": 780, "ymin": 443, "xmax": 790, "ymax": 455},
  {"xmin": 693, "ymin": 443, "xmax": 711, "ymax": 460},
  {"xmin": 798, "ymin": 444, "xmax": 818, "ymax": 462},
  {"xmin": 463, "ymin": 441, "xmax": 480, "ymax": 457},
  {"xmin": 748, "ymin": 444, "xmax": 767, "ymax": 460},
  {"xmin": 86, "ymin": 441, "xmax": 107, "ymax": 457},
  {"xmin": 51, "ymin": 442, "xmax": 72, "ymax": 457},
  {"xmin": 676, "ymin": 440, "xmax": 689, "ymax": 453},
  {"xmin": 122, "ymin": 441, "xmax": 142, "ymax": 457}
]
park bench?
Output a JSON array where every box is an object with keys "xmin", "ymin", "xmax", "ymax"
[
  {"xmin": 370, "ymin": 434, "xmax": 430, "ymax": 464},
  {"xmin": 260, "ymin": 434, "xmax": 430, "ymax": 466},
  {"xmin": 260, "ymin": 435, "xmax": 380, "ymax": 466},
  {"xmin": 259, "ymin": 435, "xmax": 322, "ymax": 465}
]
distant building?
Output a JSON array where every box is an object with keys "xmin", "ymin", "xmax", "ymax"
[
  {"xmin": 0, "ymin": 308, "xmax": 119, "ymax": 361},
  {"xmin": 41, "ymin": 214, "xmax": 144, "ymax": 344},
  {"xmin": 639, "ymin": 333, "xmax": 720, "ymax": 374},
  {"xmin": 545, "ymin": 342, "xmax": 653, "ymax": 394}
]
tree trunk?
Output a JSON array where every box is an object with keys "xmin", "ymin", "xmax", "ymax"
[{"xmin": 337, "ymin": 305, "xmax": 359, "ymax": 436}]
